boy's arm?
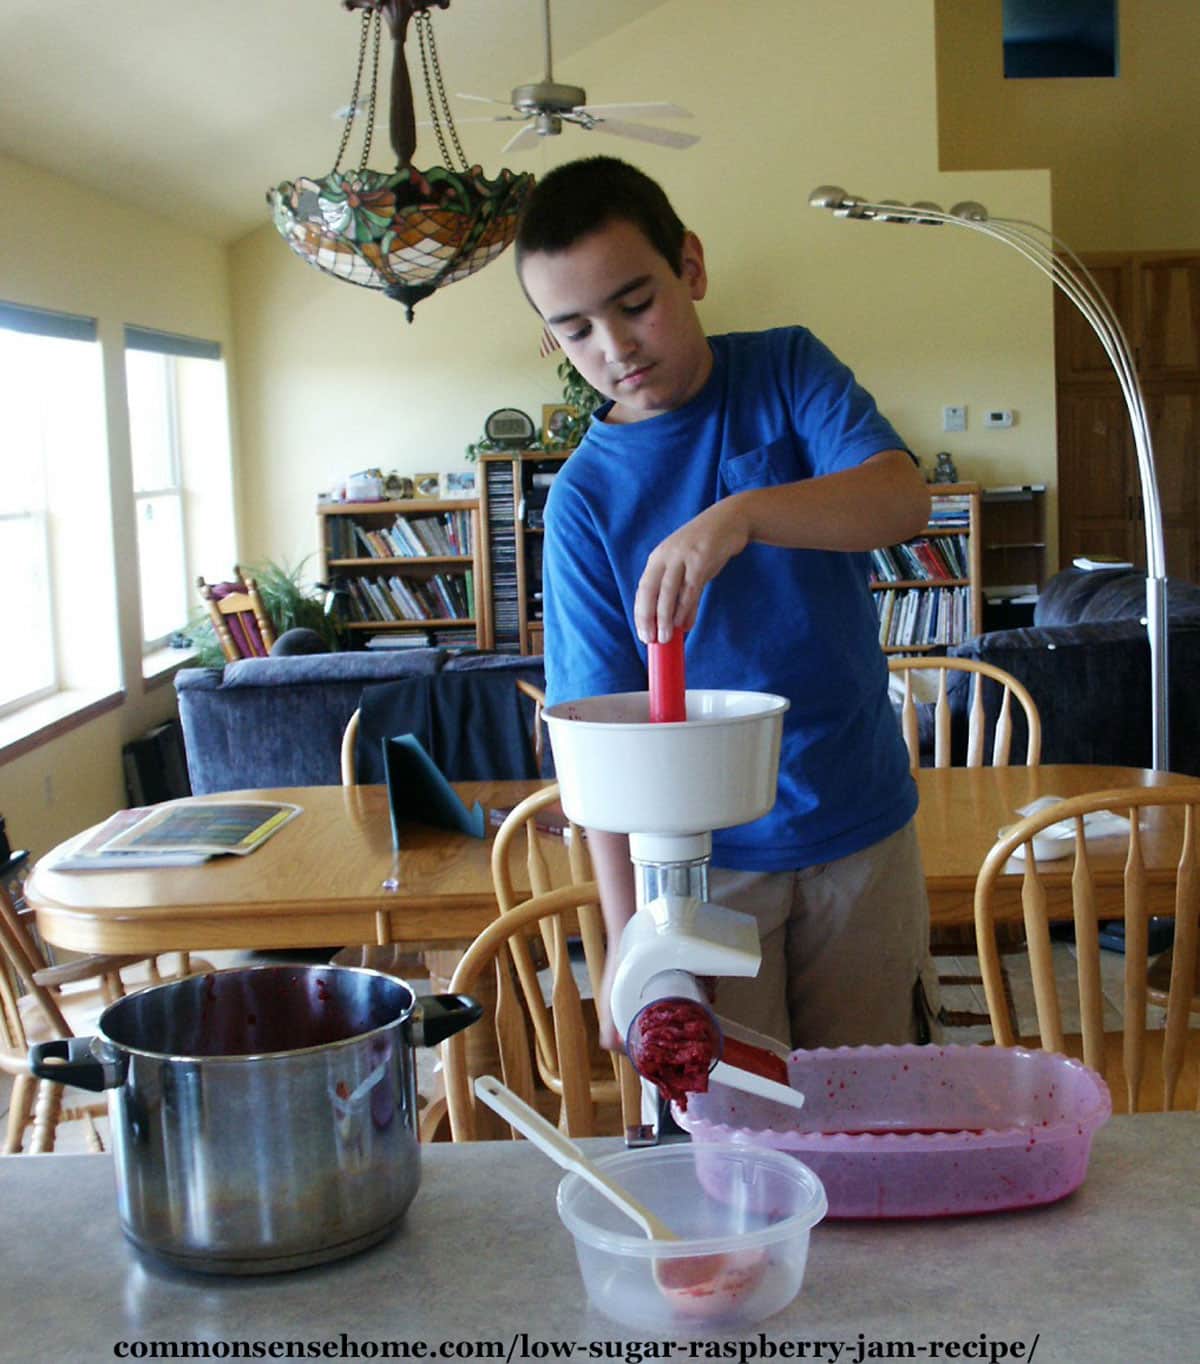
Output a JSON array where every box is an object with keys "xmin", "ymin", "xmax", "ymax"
[
  {"xmin": 586, "ymin": 828, "xmax": 639, "ymax": 1051},
  {"xmin": 634, "ymin": 448, "xmax": 929, "ymax": 643}
]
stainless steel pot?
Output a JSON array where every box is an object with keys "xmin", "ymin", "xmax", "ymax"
[{"xmin": 29, "ymin": 964, "xmax": 480, "ymax": 1275}]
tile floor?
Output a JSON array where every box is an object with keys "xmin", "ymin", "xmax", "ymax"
[{"xmin": 1, "ymin": 942, "xmax": 1165, "ymax": 1156}]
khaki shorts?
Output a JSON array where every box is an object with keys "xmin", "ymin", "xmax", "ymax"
[{"xmin": 710, "ymin": 818, "xmax": 941, "ymax": 1050}]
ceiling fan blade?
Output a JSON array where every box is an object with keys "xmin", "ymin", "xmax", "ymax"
[
  {"xmin": 455, "ymin": 91, "xmax": 512, "ymax": 107},
  {"xmin": 588, "ymin": 119, "xmax": 700, "ymax": 150},
  {"xmin": 575, "ymin": 102, "xmax": 694, "ymax": 119},
  {"xmin": 418, "ymin": 115, "xmax": 520, "ymax": 126},
  {"xmin": 502, "ymin": 123, "xmax": 542, "ymax": 154}
]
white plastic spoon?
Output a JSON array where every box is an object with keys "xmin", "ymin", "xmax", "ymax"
[
  {"xmin": 473, "ymin": 1075, "xmax": 768, "ymax": 1312},
  {"xmin": 473, "ymin": 1074, "xmax": 678, "ymax": 1241}
]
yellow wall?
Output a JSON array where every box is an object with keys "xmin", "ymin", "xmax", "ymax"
[
  {"xmin": 0, "ymin": 151, "xmax": 236, "ymax": 851},
  {"xmin": 232, "ymin": 0, "xmax": 1055, "ymax": 573},
  {"xmin": 936, "ymin": 0, "xmax": 1200, "ymax": 250}
]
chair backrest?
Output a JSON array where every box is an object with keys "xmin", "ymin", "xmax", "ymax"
[
  {"xmin": 888, "ymin": 656, "xmax": 1042, "ymax": 770},
  {"xmin": 197, "ymin": 567, "xmax": 276, "ymax": 661},
  {"xmin": 489, "ymin": 784, "xmax": 615, "ymax": 1103},
  {"xmin": 444, "ymin": 881, "xmax": 640, "ymax": 1140},
  {"xmin": 974, "ymin": 785, "xmax": 1200, "ymax": 1112},
  {"xmin": 515, "ymin": 678, "xmax": 547, "ymax": 771},
  {"xmin": 0, "ymin": 881, "xmax": 132, "ymax": 1152},
  {"xmin": 340, "ymin": 707, "xmax": 361, "ymax": 786}
]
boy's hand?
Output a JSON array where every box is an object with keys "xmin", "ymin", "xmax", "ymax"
[{"xmin": 635, "ymin": 499, "xmax": 749, "ymax": 643}]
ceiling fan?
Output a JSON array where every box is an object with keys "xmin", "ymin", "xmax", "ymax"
[{"xmin": 454, "ymin": 0, "xmax": 699, "ymax": 154}]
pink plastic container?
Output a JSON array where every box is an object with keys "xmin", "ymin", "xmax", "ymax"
[{"xmin": 675, "ymin": 1044, "xmax": 1111, "ymax": 1219}]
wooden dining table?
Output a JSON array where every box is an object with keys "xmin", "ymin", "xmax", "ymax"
[{"xmin": 27, "ymin": 765, "xmax": 1199, "ymax": 956}]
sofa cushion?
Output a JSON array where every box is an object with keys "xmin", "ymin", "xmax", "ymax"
[
  {"xmin": 175, "ymin": 650, "xmax": 548, "ymax": 795},
  {"xmin": 1035, "ymin": 568, "xmax": 1200, "ymax": 627},
  {"xmin": 952, "ymin": 621, "xmax": 1200, "ymax": 776}
]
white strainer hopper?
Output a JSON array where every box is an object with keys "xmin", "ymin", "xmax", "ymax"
[{"xmin": 543, "ymin": 689, "xmax": 790, "ymax": 853}]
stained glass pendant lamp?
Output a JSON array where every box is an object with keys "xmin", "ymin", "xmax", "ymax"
[{"xmin": 268, "ymin": 0, "xmax": 534, "ymax": 321}]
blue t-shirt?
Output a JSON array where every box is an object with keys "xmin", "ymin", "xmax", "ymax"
[{"xmin": 542, "ymin": 326, "xmax": 917, "ymax": 871}]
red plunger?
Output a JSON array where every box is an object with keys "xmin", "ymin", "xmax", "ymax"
[{"xmin": 648, "ymin": 632, "xmax": 687, "ymax": 723}]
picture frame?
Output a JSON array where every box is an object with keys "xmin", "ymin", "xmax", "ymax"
[
  {"xmin": 412, "ymin": 471, "xmax": 441, "ymax": 501},
  {"xmin": 382, "ymin": 472, "xmax": 414, "ymax": 501},
  {"xmin": 541, "ymin": 402, "xmax": 577, "ymax": 445},
  {"xmin": 439, "ymin": 468, "xmax": 478, "ymax": 499}
]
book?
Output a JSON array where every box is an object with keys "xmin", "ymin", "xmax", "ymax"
[
  {"xmin": 49, "ymin": 808, "xmax": 212, "ymax": 871},
  {"xmin": 98, "ymin": 799, "xmax": 301, "ymax": 857}
]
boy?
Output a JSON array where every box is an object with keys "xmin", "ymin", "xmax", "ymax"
[{"xmin": 515, "ymin": 156, "xmax": 939, "ymax": 1052}]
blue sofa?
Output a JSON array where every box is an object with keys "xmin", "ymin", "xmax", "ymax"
[
  {"xmin": 176, "ymin": 649, "xmax": 546, "ymax": 795},
  {"xmin": 946, "ymin": 567, "xmax": 1200, "ymax": 776}
]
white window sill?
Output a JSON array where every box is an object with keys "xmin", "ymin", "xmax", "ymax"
[
  {"xmin": 142, "ymin": 644, "xmax": 197, "ymax": 689},
  {"xmin": 0, "ymin": 688, "xmax": 125, "ymax": 764}
]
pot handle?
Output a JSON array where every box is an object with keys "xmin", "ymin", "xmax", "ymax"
[
  {"xmin": 29, "ymin": 1037, "xmax": 127, "ymax": 1092},
  {"xmin": 410, "ymin": 993, "xmax": 483, "ymax": 1047}
]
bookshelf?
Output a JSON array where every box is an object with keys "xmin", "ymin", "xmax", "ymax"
[
  {"xmin": 317, "ymin": 498, "xmax": 484, "ymax": 648},
  {"xmin": 870, "ymin": 482, "xmax": 982, "ymax": 652},
  {"xmin": 980, "ymin": 484, "xmax": 1047, "ymax": 629},
  {"xmin": 477, "ymin": 450, "xmax": 572, "ymax": 654}
]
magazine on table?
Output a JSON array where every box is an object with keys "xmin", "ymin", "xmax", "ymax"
[
  {"xmin": 96, "ymin": 799, "xmax": 302, "ymax": 858},
  {"xmin": 49, "ymin": 808, "xmax": 212, "ymax": 871}
]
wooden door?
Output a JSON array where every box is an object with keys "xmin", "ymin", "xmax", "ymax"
[
  {"xmin": 1138, "ymin": 256, "xmax": 1200, "ymax": 380},
  {"xmin": 1057, "ymin": 390, "xmax": 1140, "ymax": 566},
  {"xmin": 1057, "ymin": 251, "xmax": 1200, "ymax": 578},
  {"xmin": 1145, "ymin": 387, "xmax": 1200, "ymax": 580},
  {"xmin": 1055, "ymin": 260, "xmax": 1133, "ymax": 381}
]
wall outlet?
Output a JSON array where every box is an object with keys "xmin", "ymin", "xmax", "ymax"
[
  {"xmin": 984, "ymin": 409, "xmax": 1015, "ymax": 428},
  {"xmin": 942, "ymin": 404, "xmax": 967, "ymax": 432}
]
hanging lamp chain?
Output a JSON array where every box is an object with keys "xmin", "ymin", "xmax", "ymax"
[
  {"xmin": 415, "ymin": 8, "xmax": 469, "ymax": 172},
  {"xmin": 358, "ymin": 8, "xmax": 383, "ymax": 170},
  {"xmin": 333, "ymin": 8, "xmax": 381, "ymax": 173}
]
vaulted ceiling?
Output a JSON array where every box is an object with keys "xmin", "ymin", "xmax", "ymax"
[{"xmin": 0, "ymin": 0, "xmax": 673, "ymax": 243}]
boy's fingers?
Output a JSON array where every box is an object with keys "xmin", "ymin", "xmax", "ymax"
[
  {"xmin": 656, "ymin": 561, "xmax": 686, "ymax": 643},
  {"xmin": 634, "ymin": 564, "xmax": 663, "ymax": 642}
]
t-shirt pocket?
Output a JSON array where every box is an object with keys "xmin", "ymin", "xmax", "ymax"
[{"xmin": 719, "ymin": 434, "xmax": 804, "ymax": 495}]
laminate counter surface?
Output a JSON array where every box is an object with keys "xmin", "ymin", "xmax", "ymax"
[{"xmin": 2, "ymin": 1115, "xmax": 1196, "ymax": 1362}]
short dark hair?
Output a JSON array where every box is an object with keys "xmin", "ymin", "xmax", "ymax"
[{"xmin": 515, "ymin": 156, "xmax": 687, "ymax": 278}]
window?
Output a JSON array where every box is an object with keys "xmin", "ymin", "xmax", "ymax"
[
  {"xmin": 124, "ymin": 328, "xmax": 234, "ymax": 652},
  {"xmin": 0, "ymin": 304, "xmax": 106, "ymax": 717}
]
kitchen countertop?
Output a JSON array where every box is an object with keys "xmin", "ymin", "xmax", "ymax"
[{"xmin": 2, "ymin": 1115, "xmax": 1196, "ymax": 1361}]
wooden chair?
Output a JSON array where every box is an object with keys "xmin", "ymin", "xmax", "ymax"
[
  {"xmin": 888, "ymin": 655, "xmax": 1042, "ymax": 1035},
  {"xmin": 197, "ymin": 567, "xmax": 276, "ymax": 661},
  {"xmin": 340, "ymin": 706, "xmax": 361, "ymax": 787},
  {"xmin": 888, "ymin": 656, "xmax": 1042, "ymax": 772},
  {"xmin": 490, "ymin": 784, "xmax": 641, "ymax": 1133},
  {"xmin": 445, "ymin": 882, "xmax": 643, "ymax": 1140},
  {"xmin": 0, "ymin": 882, "xmax": 211, "ymax": 1152},
  {"xmin": 974, "ymin": 786, "xmax": 1200, "ymax": 1112},
  {"xmin": 514, "ymin": 678, "xmax": 547, "ymax": 772}
]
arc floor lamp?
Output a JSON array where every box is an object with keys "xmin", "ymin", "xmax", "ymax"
[{"xmin": 809, "ymin": 187, "xmax": 1169, "ymax": 771}]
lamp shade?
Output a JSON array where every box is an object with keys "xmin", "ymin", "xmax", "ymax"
[{"xmin": 269, "ymin": 163, "xmax": 533, "ymax": 320}]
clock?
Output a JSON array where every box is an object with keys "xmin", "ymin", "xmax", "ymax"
[{"xmin": 484, "ymin": 407, "xmax": 536, "ymax": 448}]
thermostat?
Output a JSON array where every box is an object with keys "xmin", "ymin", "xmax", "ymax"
[{"xmin": 984, "ymin": 409, "xmax": 1014, "ymax": 428}]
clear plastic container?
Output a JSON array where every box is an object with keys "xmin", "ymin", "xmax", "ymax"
[
  {"xmin": 675, "ymin": 1044, "xmax": 1111, "ymax": 1219},
  {"xmin": 556, "ymin": 1143, "xmax": 826, "ymax": 1333}
]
